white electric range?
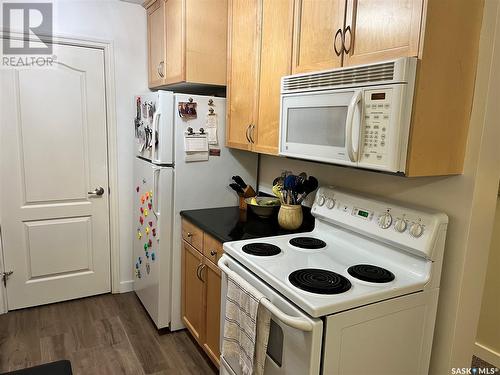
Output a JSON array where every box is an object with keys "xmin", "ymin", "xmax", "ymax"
[{"xmin": 219, "ymin": 186, "xmax": 448, "ymax": 375}]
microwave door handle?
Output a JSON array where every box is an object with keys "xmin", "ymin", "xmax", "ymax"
[
  {"xmin": 218, "ymin": 256, "xmax": 314, "ymax": 332},
  {"xmin": 345, "ymin": 90, "xmax": 363, "ymax": 162}
]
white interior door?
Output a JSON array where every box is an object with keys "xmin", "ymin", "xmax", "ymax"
[{"xmin": 0, "ymin": 42, "xmax": 111, "ymax": 309}]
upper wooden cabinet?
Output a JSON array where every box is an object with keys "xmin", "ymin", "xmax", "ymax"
[
  {"xmin": 343, "ymin": 0, "xmax": 423, "ymax": 66},
  {"xmin": 144, "ymin": 0, "xmax": 228, "ymax": 89},
  {"xmin": 226, "ymin": 0, "xmax": 294, "ymax": 155},
  {"xmin": 292, "ymin": 0, "xmax": 345, "ymax": 73}
]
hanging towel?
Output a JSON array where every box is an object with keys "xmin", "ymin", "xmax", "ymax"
[{"xmin": 222, "ymin": 274, "xmax": 272, "ymax": 375}]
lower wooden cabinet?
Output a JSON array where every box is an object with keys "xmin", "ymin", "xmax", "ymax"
[
  {"xmin": 202, "ymin": 259, "xmax": 222, "ymax": 365},
  {"xmin": 181, "ymin": 220, "xmax": 223, "ymax": 368},
  {"xmin": 181, "ymin": 241, "xmax": 204, "ymax": 342}
]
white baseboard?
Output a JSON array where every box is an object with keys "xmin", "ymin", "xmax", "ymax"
[
  {"xmin": 475, "ymin": 342, "xmax": 500, "ymax": 368},
  {"xmin": 119, "ymin": 280, "xmax": 134, "ymax": 293}
]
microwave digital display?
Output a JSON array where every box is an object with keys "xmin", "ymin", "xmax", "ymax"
[{"xmin": 371, "ymin": 93, "xmax": 386, "ymax": 100}]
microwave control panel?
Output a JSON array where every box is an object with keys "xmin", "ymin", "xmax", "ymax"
[{"xmin": 361, "ymin": 88, "xmax": 393, "ymax": 165}]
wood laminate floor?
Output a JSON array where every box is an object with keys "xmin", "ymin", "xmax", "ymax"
[{"xmin": 0, "ymin": 293, "xmax": 217, "ymax": 375}]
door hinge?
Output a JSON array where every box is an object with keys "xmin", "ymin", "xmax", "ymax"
[{"xmin": 1, "ymin": 271, "xmax": 13, "ymax": 287}]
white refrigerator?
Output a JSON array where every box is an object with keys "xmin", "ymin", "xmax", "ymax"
[{"xmin": 133, "ymin": 91, "xmax": 257, "ymax": 330}]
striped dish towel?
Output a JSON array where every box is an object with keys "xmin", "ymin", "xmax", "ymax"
[{"xmin": 222, "ymin": 275, "xmax": 272, "ymax": 375}]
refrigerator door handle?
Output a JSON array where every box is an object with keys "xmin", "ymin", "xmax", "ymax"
[
  {"xmin": 151, "ymin": 111, "xmax": 161, "ymax": 163},
  {"xmin": 152, "ymin": 167, "xmax": 161, "ymax": 218}
]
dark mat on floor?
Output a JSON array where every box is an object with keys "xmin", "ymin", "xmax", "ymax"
[{"xmin": 0, "ymin": 361, "xmax": 72, "ymax": 375}]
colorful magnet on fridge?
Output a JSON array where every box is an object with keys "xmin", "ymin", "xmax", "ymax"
[
  {"xmin": 137, "ymin": 231, "xmax": 142, "ymax": 239},
  {"xmin": 148, "ymin": 239, "xmax": 152, "ymax": 247},
  {"xmin": 146, "ymin": 263, "xmax": 150, "ymax": 274},
  {"xmin": 146, "ymin": 251, "xmax": 149, "ymax": 258},
  {"xmin": 139, "ymin": 257, "xmax": 142, "ymax": 264},
  {"xmin": 150, "ymin": 190, "xmax": 153, "ymax": 197},
  {"xmin": 140, "ymin": 207, "xmax": 144, "ymax": 213},
  {"xmin": 139, "ymin": 216, "xmax": 144, "ymax": 225},
  {"xmin": 145, "ymin": 192, "xmax": 150, "ymax": 199},
  {"xmin": 144, "ymin": 243, "xmax": 148, "ymax": 250},
  {"xmin": 148, "ymin": 221, "xmax": 153, "ymax": 227},
  {"xmin": 135, "ymin": 262, "xmax": 139, "ymax": 269},
  {"xmin": 136, "ymin": 186, "xmax": 140, "ymax": 192},
  {"xmin": 144, "ymin": 209, "xmax": 148, "ymax": 217},
  {"xmin": 145, "ymin": 227, "xmax": 149, "ymax": 235},
  {"xmin": 137, "ymin": 270, "xmax": 141, "ymax": 279},
  {"xmin": 152, "ymin": 228, "xmax": 156, "ymax": 236},
  {"xmin": 148, "ymin": 202, "xmax": 152, "ymax": 209},
  {"xmin": 151, "ymin": 252, "xmax": 156, "ymax": 261}
]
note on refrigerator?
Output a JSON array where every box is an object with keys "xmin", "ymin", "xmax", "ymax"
[
  {"xmin": 184, "ymin": 132, "xmax": 209, "ymax": 162},
  {"xmin": 206, "ymin": 114, "xmax": 218, "ymax": 145}
]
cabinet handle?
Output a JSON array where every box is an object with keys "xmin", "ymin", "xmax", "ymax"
[
  {"xmin": 199, "ymin": 264, "xmax": 206, "ymax": 282},
  {"xmin": 245, "ymin": 125, "xmax": 251, "ymax": 143},
  {"xmin": 210, "ymin": 250, "xmax": 217, "ymax": 256},
  {"xmin": 158, "ymin": 61, "xmax": 165, "ymax": 78},
  {"xmin": 343, "ymin": 26, "xmax": 352, "ymax": 54},
  {"xmin": 334, "ymin": 28, "xmax": 343, "ymax": 56},
  {"xmin": 196, "ymin": 263, "xmax": 203, "ymax": 281},
  {"xmin": 249, "ymin": 124, "xmax": 255, "ymax": 144},
  {"xmin": 187, "ymin": 232, "xmax": 193, "ymax": 238}
]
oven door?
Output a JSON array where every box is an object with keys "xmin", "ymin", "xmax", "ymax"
[
  {"xmin": 219, "ymin": 255, "xmax": 323, "ymax": 375},
  {"xmin": 279, "ymin": 89, "xmax": 363, "ymax": 167}
]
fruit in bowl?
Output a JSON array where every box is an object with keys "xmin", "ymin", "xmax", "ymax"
[{"xmin": 245, "ymin": 197, "xmax": 281, "ymax": 218}]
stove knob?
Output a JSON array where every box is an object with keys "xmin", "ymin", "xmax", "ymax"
[
  {"xmin": 394, "ymin": 218, "xmax": 407, "ymax": 233},
  {"xmin": 409, "ymin": 223, "xmax": 424, "ymax": 238},
  {"xmin": 378, "ymin": 212, "xmax": 393, "ymax": 229},
  {"xmin": 317, "ymin": 194, "xmax": 326, "ymax": 206},
  {"xmin": 326, "ymin": 198, "xmax": 335, "ymax": 209}
]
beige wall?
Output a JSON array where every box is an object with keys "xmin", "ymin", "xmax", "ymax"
[
  {"xmin": 258, "ymin": 1, "xmax": 500, "ymax": 373},
  {"xmin": 476, "ymin": 198, "xmax": 500, "ymax": 362}
]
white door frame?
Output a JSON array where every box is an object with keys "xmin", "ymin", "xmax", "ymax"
[{"xmin": 0, "ymin": 31, "xmax": 122, "ymax": 314}]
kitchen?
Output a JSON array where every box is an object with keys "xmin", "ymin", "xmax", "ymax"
[{"xmin": 0, "ymin": 1, "xmax": 499, "ymax": 375}]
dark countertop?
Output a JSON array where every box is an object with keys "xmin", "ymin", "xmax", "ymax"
[{"xmin": 180, "ymin": 206, "xmax": 315, "ymax": 243}]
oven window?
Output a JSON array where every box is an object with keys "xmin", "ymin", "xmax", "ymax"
[
  {"xmin": 266, "ymin": 320, "xmax": 283, "ymax": 367},
  {"xmin": 286, "ymin": 106, "xmax": 347, "ymax": 147}
]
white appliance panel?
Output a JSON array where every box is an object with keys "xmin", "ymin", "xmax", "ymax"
[
  {"xmin": 322, "ymin": 289, "xmax": 439, "ymax": 375},
  {"xmin": 169, "ymin": 93, "xmax": 258, "ymax": 330},
  {"xmin": 133, "ymin": 157, "xmax": 173, "ymax": 328},
  {"xmin": 135, "ymin": 91, "xmax": 174, "ymax": 165},
  {"xmin": 219, "ymin": 255, "xmax": 323, "ymax": 375}
]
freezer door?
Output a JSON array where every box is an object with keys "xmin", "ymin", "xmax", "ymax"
[
  {"xmin": 135, "ymin": 91, "xmax": 174, "ymax": 164},
  {"xmin": 133, "ymin": 157, "xmax": 174, "ymax": 328}
]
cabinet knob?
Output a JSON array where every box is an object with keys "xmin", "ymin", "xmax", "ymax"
[
  {"xmin": 210, "ymin": 250, "xmax": 217, "ymax": 256},
  {"xmin": 187, "ymin": 232, "xmax": 193, "ymax": 238}
]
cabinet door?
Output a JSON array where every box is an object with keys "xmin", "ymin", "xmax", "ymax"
[
  {"xmin": 226, "ymin": 0, "xmax": 259, "ymax": 151},
  {"xmin": 147, "ymin": 0, "xmax": 167, "ymax": 88},
  {"xmin": 202, "ymin": 259, "xmax": 222, "ymax": 367},
  {"xmin": 165, "ymin": 0, "xmax": 184, "ymax": 84},
  {"xmin": 343, "ymin": 0, "xmax": 423, "ymax": 66},
  {"xmin": 292, "ymin": 0, "xmax": 346, "ymax": 74},
  {"xmin": 182, "ymin": 241, "xmax": 204, "ymax": 343},
  {"xmin": 253, "ymin": 0, "xmax": 294, "ymax": 155}
]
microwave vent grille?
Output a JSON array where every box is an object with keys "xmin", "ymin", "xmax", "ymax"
[{"xmin": 282, "ymin": 61, "xmax": 396, "ymax": 92}]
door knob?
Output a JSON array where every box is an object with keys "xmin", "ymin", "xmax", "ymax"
[{"xmin": 88, "ymin": 186, "xmax": 105, "ymax": 196}]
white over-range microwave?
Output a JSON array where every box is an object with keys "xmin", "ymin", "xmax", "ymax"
[{"xmin": 279, "ymin": 57, "xmax": 417, "ymax": 174}]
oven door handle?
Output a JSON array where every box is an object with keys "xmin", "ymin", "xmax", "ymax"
[
  {"xmin": 218, "ymin": 256, "xmax": 314, "ymax": 332},
  {"xmin": 345, "ymin": 90, "xmax": 362, "ymax": 163}
]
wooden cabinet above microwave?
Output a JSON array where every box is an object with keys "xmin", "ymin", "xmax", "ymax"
[
  {"xmin": 144, "ymin": 0, "xmax": 227, "ymax": 90},
  {"xmin": 225, "ymin": 0, "xmax": 485, "ymax": 177}
]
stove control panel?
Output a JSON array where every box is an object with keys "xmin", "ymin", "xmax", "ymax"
[{"xmin": 311, "ymin": 187, "xmax": 448, "ymax": 259}]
